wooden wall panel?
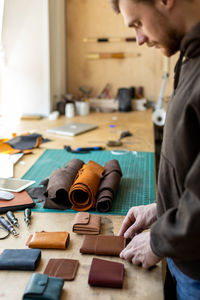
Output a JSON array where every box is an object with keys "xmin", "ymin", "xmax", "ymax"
[{"xmin": 66, "ymin": 0, "xmax": 178, "ymax": 102}]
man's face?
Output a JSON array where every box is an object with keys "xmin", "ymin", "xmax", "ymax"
[{"xmin": 119, "ymin": 0, "xmax": 183, "ymax": 56}]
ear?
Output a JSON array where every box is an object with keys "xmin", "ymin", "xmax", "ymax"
[{"xmin": 159, "ymin": 0, "xmax": 175, "ymax": 9}]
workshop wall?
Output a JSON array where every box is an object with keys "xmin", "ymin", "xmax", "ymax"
[{"xmin": 66, "ymin": 0, "xmax": 178, "ymax": 102}]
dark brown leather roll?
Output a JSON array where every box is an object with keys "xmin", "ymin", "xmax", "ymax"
[
  {"xmin": 96, "ymin": 159, "xmax": 122, "ymax": 212},
  {"xmin": 44, "ymin": 159, "xmax": 84, "ymax": 210}
]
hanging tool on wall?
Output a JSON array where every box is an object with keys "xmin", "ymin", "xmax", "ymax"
[
  {"xmin": 86, "ymin": 52, "xmax": 141, "ymax": 59},
  {"xmin": 0, "ymin": 216, "xmax": 19, "ymax": 238},
  {"xmin": 6, "ymin": 211, "xmax": 19, "ymax": 228},
  {"xmin": 152, "ymin": 57, "xmax": 170, "ymax": 126},
  {"xmin": 83, "ymin": 37, "xmax": 136, "ymax": 43},
  {"xmin": 24, "ymin": 208, "xmax": 32, "ymax": 227}
]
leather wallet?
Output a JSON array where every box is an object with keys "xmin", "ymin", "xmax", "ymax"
[
  {"xmin": 0, "ymin": 249, "xmax": 41, "ymax": 270},
  {"xmin": 26, "ymin": 232, "xmax": 70, "ymax": 249},
  {"xmin": 88, "ymin": 258, "xmax": 124, "ymax": 288},
  {"xmin": 80, "ymin": 235, "xmax": 126, "ymax": 256},
  {"xmin": 44, "ymin": 258, "xmax": 79, "ymax": 281},
  {"xmin": 23, "ymin": 273, "xmax": 64, "ymax": 300},
  {"xmin": 72, "ymin": 212, "xmax": 101, "ymax": 235}
]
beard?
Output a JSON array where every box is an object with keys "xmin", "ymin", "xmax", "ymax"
[{"xmin": 147, "ymin": 12, "xmax": 184, "ymax": 57}]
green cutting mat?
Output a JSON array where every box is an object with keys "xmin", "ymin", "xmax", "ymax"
[{"xmin": 22, "ymin": 149, "xmax": 156, "ymax": 215}]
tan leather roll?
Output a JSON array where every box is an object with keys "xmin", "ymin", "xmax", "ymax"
[{"xmin": 69, "ymin": 160, "xmax": 104, "ymax": 211}]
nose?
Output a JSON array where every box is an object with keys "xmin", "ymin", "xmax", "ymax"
[{"xmin": 135, "ymin": 29, "xmax": 148, "ymax": 46}]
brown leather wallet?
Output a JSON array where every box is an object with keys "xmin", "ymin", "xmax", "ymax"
[
  {"xmin": 73, "ymin": 212, "xmax": 101, "ymax": 235},
  {"xmin": 80, "ymin": 235, "xmax": 126, "ymax": 256},
  {"xmin": 88, "ymin": 258, "xmax": 124, "ymax": 288},
  {"xmin": 26, "ymin": 232, "xmax": 70, "ymax": 249},
  {"xmin": 44, "ymin": 258, "xmax": 79, "ymax": 280}
]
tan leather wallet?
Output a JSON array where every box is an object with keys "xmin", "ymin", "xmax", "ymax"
[
  {"xmin": 26, "ymin": 232, "xmax": 70, "ymax": 249},
  {"xmin": 44, "ymin": 258, "xmax": 79, "ymax": 281},
  {"xmin": 73, "ymin": 212, "xmax": 101, "ymax": 235},
  {"xmin": 80, "ymin": 235, "xmax": 126, "ymax": 256}
]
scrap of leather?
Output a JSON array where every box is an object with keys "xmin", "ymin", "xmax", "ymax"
[
  {"xmin": 6, "ymin": 133, "xmax": 43, "ymax": 150},
  {"xmin": 80, "ymin": 235, "xmax": 126, "ymax": 256},
  {"xmin": 69, "ymin": 160, "xmax": 104, "ymax": 211},
  {"xmin": 44, "ymin": 159, "xmax": 84, "ymax": 210},
  {"xmin": 26, "ymin": 232, "xmax": 70, "ymax": 249},
  {"xmin": 44, "ymin": 258, "xmax": 79, "ymax": 280},
  {"xmin": 96, "ymin": 159, "xmax": 122, "ymax": 212},
  {"xmin": 88, "ymin": 258, "xmax": 124, "ymax": 288},
  {"xmin": 72, "ymin": 212, "xmax": 101, "ymax": 235}
]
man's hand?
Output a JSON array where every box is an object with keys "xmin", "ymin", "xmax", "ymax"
[
  {"xmin": 120, "ymin": 231, "xmax": 161, "ymax": 269},
  {"xmin": 118, "ymin": 203, "xmax": 157, "ymax": 239}
]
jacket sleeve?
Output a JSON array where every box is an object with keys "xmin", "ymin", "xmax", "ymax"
[{"xmin": 150, "ymin": 152, "xmax": 200, "ymax": 261}]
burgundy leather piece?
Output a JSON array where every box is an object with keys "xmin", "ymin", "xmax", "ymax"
[
  {"xmin": 80, "ymin": 235, "xmax": 126, "ymax": 256},
  {"xmin": 44, "ymin": 258, "xmax": 79, "ymax": 281},
  {"xmin": 88, "ymin": 258, "xmax": 124, "ymax": 288},
  {"xmin": 44, "ymin": 159, "xmax": 84, "ymax": 210},
  {"xmin": 96, "ymin": 159, "xmax": 122, "ymax": 212},
  {"xmin": 73, "ymin": 212, "xmax": 101, "ymax": 235}
]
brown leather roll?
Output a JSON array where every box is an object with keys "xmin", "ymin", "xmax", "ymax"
[
  {"xmin": 44, "ymin": 159, "xmax": 84, "ymax": 210},
  {"xmin": 69, "ymin": 160, "xmax": 104, "ymax": 211},
  {"xmin": 96, "ymin": 159, "xmax": 122, "ymax": 212}
]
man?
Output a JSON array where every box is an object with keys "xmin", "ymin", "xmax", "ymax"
[{"xmin": 109, "ymin": 0, "xmax": 200, "ymax": 299}]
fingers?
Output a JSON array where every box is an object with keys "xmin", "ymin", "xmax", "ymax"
[
  {"xmin": 123, "ymin": 220, "xmax": 142, "ymax": 239},
  {"xmin": 119, "ymin": 231, "xmax": 161, "ymax": 269},
  {"xmin": 118, "ymin": 208, "xmax": 136, "ymax": 236}
]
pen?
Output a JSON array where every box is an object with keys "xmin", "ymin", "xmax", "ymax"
[{"xmin": 76, "ymin": 146, "xmax": 104, "ymax": 151}]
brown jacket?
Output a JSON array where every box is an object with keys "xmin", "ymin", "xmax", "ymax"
[{"xmin": 150, "ymin": 22, "xmax": 200, "ymax": 280}]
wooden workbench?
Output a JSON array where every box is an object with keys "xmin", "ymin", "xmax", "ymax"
[{"xmin": 0, "ymin": 111, "xmax": 164, "ymax": 300}]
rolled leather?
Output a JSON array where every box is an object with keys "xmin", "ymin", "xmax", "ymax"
[
  {"xmin": 69, "ymin": 160, "xmax": 104, "ymax": 211},
  {"xmin": 88, "ymin": 258, "xmax": 124, "ymax": 288},
  {"xmin": 44, "ymin": 159, "xmax": 84, "ymax": 210},
  {"xmin": 72, "ymin": 212, "xmax": 101, "ymax": 235},
  {"xmin": 80, "ymin": 235, "xmax": 126, "ymax": 256},
  {"xmin": 96, "ymin": 159, "xmax": 122, "ymax": 212}
]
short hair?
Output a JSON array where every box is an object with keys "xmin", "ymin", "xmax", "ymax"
[{"xmin": 109, "ymin": 0, "xmax": 155, "ymax": 13}]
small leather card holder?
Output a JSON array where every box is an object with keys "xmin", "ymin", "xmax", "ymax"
[
  {"xmin": 0, "ymin": 249, "xmax": 41, "ymax": 270},
  {"xmin": 80, "ymin": 235, "xmax": 126, "ymax": 256},
  {"xmin": 23, "ymin": 273, "xmax": 64, "ymax": 300},
  {"xmin": 44, "ymin": 258, "xmax": 79, "ymax": 281},
  {"xmin": 88, "ymin": 258, "xmax": 124, "ymax": 288},
  {"xmin": 73, "ymin": 212, "xmax": 101, "ymax": 235},
  {"xmin": 26, "ymin": 232, "xmax": 70, "ymax": 249}
]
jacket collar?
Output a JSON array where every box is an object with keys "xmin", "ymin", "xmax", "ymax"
[
  {"xmin": 174, "ymin": 21, "xmax": 200, "ymax": 91},
  {"xmin": 180, "ymin": 21, "xmax": 200, "ymax": 58}
]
